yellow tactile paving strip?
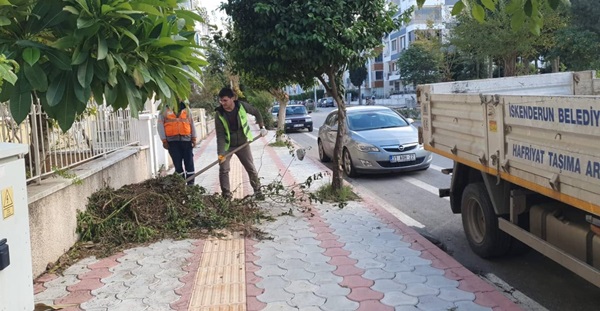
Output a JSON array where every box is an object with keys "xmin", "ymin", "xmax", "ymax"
[{"xmin": 189, "ymin": 159, "xmax": 246, "ymax": 311}]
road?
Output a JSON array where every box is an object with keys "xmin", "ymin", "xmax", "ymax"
[{"xmin": 279, "ymin": 106, "xmax": 600, "ymax": 311}]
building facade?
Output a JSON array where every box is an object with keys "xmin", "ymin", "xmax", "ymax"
[{"xmin": 364, "ymin": 0, "xmax": 457, "ymax": 98}]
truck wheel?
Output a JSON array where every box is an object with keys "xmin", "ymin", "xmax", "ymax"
[
  {"xmin": 461, "ymin": 183, "xmax": 511, "ymax": 258},
  {"xmin": 318, "ymin": 139, "xmax": 330, "ymax": 162}
]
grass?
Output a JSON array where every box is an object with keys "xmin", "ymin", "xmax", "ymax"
[{"xmin": 313, "ymin": 183, "xmax": 360, "ymax": 203}]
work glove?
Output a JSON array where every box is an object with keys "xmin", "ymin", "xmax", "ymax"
[
  {"xmin": 218, "ymin": 155, "xmax": 226, "ymax": 163},
  {"xmin": 162, "ymin": 141, "xmax": 169, "ymax": 150},
  {"xmin": 260, "ymin": 127, "xmax": 268, "ymax": 137}
]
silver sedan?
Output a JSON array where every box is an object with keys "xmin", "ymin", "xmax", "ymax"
[{"xmin": 317, "ymin": 106, "xmax": 432, "ymax": 177}]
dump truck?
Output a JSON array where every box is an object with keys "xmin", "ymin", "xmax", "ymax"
[{"xmin": 417, "ymin": 71, "xmax": 600, "ymax": 287}]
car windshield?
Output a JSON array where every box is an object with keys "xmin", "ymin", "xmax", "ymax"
[
  {"xmin": 286, "ymin": 106, "xmax": 307, "ymax": 115},
  {"xmin": 347, "ymin": 110, "xmax": 409, "ymax": 131}
]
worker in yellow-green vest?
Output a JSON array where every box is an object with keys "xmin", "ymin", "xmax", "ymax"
[{"xmin": 215, "ymin": 87, "xmax": 267, "ymax": 200}]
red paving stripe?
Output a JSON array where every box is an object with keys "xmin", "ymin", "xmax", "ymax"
[
  {"xmin": 245, "ymin": 236, "xmax": 265, "ymax": 311},
  {"xmin": 357, "ymin": 299, "xmax": 395, "ymax": 311},
  {"xmin": 171, "ymin": 239, "xmax": 205, "ymax": 311},
  {"xmin": 33, "ymin": 273, "xmax": 59, "ymax": 295},
  {"xmin": 87, "ymin": 253, "xmax": 124, "ymax": 269}
]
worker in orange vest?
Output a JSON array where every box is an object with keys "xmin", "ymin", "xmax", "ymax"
[{"xmin": 157, "ymin": 100, "xmax": 197, "ymax": 185}]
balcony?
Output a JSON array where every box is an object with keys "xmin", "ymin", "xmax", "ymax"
[{"xmin": 387, "ymin": 71, "xmax": 401, "ymax": 81}]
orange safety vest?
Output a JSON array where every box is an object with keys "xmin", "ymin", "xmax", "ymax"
[{"xmin": 163, "ymin": 108, "xmax": 192, "ymax": 137}]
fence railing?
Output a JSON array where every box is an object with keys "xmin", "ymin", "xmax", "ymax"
[{"xmin": 0, "ymin": 102, "xmax": 139, "ymax": 184}]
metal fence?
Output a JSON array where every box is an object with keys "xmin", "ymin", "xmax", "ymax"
[{"xmin": 0, "ymin": 102, "xmax": 139, "ymax": 184}]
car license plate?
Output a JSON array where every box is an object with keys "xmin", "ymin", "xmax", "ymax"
[
  {"xmin": 294, "ymin": 124, "xmax": 303, "ymax": 127},
  {"xmin": 390, "ymin": 154, "xmax": 416, "ymax": 163}
]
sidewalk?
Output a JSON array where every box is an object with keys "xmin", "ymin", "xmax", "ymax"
[{"xmin": 33, "ymin": 128, "xmax": 522, "ymax": 311}]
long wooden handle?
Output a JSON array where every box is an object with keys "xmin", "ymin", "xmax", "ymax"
[{"xmin": 185, "ymin": 136, "xmax": 261, "ymax": 182}]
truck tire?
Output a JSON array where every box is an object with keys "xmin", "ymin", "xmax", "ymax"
[{"xmin": 461, "ymin": 183, "xmax": 511, "ymax": 258}]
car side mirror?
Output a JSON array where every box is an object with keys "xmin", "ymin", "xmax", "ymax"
[{"xmin": 407, "ymin": 118, "xmax": 415, "ymax": 124}]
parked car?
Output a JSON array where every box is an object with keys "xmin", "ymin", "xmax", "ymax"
[
  {"xmin": 277, "ymin": 104, "xmax": 313, "ymax": 132},
  {"xmin": 324, "ymin": 97, "xmax": 335, "ymax": 107},
  {"xmin": 271, "ymin": 105, "xmax": 280, "ymax": 126},
  {"xmin": 317, "ymin": 106, "xmax": 431, "ymax": 177}
]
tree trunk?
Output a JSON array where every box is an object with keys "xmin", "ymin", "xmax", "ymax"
[
  {"xmin": 552, "ymin": 57, "xmax": 560, "ymax": 73},
  {"xmin": 503, "ymin": 54, "xmax": 517, "ymax": 77},
  {"xmin": 269, "ymin": 88, "xmax": 288, "ymax": 143},
  {"xmin": 358, "ymin": 86, "xmax": 362, "ymax": 105},
  {"xmin": 487, "ymin": 57, "xmax": 493, "ymax": 78},
  {"xmin": 319, "ymin": 70, "xmax": 347, "ymax": 193}
]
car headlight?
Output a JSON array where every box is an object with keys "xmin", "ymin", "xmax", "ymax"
[
  {"xmin": 305, "ymin": 117, "xmax": 312, "ymax": 122},
  {"xmin": 356, "ymin": 142, "xmax": 379, "ymax": 152},
  {"xmin": 285, "ymin": 119, "xmax": 292, "ymax": 124}
]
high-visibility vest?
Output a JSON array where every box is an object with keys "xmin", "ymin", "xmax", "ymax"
[
  {"xmin": 217, "ymin": 103, "xmax": 253, "ymax": 151},
  {"xmin": 163, "ymin": 107, "xmax": 192, "ymax": 137}
]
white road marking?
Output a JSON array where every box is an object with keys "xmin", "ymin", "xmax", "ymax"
[
  {"xmin": 430, "ymin": 164, "xmax": 446, "ymax": 172},
  {"xmin": 302, "ymin": 132, "xmax": 318, "ymax": 141},
  {"xmin": 403, "ymin": 176, "xmax": 450, "ymax": 201},
  {"xmin": 360, "ymin": 188, "xmax": 425, "ymax": 228}
]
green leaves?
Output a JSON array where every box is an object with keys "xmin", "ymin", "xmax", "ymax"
[
  {"xmin": 472, "ymin": 4, "xmax": 485, "ymax": 22},
  {"xmin": 22, "ymin": 48, "xmax": 40, "ymax": 66},
  {"xmin": 451, "ymin": 1, "xmax": 465, "ymax": 16}
]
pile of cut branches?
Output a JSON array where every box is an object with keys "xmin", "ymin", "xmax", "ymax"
[{"xmin": 74, "ymin": 175, "xmax": 270, "ymax": 258}]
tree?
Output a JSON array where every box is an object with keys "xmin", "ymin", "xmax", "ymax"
[
  {"xmin": 398, "ymin": 42, "xmax": 441, "ymax": 88},
  {"xmin": 349, "ymin": 65, "xmax": 367, "ymax": 105},
  {"xmin": 0, "ymin": 0, "xmax": 206, "ymax": 131},
  {"xmin": 221, "ymin": 0, "xmax": 406, "ymax": 192},
  {"xmin": 449, "ymin": 0, "xmax": 566, "ymax": 77},
  {"xmin": 420, "ymin": 0, "xmax": 569, "ymax": 35}
]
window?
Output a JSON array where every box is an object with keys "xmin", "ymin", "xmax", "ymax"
[
  {"xmin": 391, "ymin": 39, "xmax": 397, "ymax": 52},
  {"xmin": 400, "ymin": 36, "xmax": 406, "ymax": 50},
  {"xmin": 375, "ymin": 71, "xmax": 383, "ymax": 80},
  {"xmin": 375, "ymin": 53, "xmax": 383, "ymax": 63}
]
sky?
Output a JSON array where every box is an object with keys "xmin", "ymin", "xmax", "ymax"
[{"xmin": 200, "ymin": 0, "xmax": 226, "ymax": 30}]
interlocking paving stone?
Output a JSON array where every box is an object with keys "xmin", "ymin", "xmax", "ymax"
[
  {"xmin": 424, "ymin": 275, "xmax": 460, "ymax": 289},
  {"xmin": 284, "ymin": 280, "xmax": 319, "ymax": 294},
  {"xmin": 320, "ymin": 295, "xmax": 360, "ymax": 311},
  {"xmin": 393, "ymin": 272, "xmax": 428, "ymax": 284},
  {"xmin": 254, "ymin": 264, "xmax": 288, "ymax": 277},
  {"xmin": 257, "ymin": 287, "xmax": 294, "ymax": 303},
  {"xmin": 283, "ymin": 268, "xmax": 316, "ymax": 281},
  {"xmin": 261, "ymin": 301, "xmax": 294, "ymax": 310},
  {"xmin": 371, "ymin": 279, "xmax": 407, "ymax": 293},
  {"xmin": 80, "ymin": 292, "xmax": 121, "ymax": 309},
  {"xmin": 278, "ymin": 258, "xmax": 311, "ymax": 270},
  {"xmin": 381, "ymin": 291, "xmax": 419, "ymax": 307},
  {"xmin": 412, "ymin": 265, "xmax": 446, "ymax": 276},
  {"xmin": 289, "ymin": 292, "xmax": 326, "ymax": 308},
  {"xmin": 415, "ymin": 295, "xmax": 456, "ymax": 311},
  {"xmin": 403, "ymin": 283, "xmax": 440, "ymax": 297},
  {"xmin": 314, "ymin": 283, "xmax": 351, "ymax": 297},
  {"xmin": 256, "ymin": 276, "xmax": 291, "ymax": 289},
  {"xmin": 275, "ymin": 250, "xmax": 307, "ymax": 260},
  {"xmin": 382, "ymin": 261, "xmax": 413, "ymax": 273},
  {"xmin": 438, "ymin": 287, "xmax": 476, "ymax": 302},
  {"xmin": 362, "ymin": 268, "xmax": 396, "ymax": 280},
  {"xmin": 305, "ymin": 262, "xmax": 337, "ymax": 273},
  {"xmin": 309, "ymin": 272, "xmax": 343, "ymax": 285}
]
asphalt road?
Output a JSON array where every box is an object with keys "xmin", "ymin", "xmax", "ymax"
[{"xmin": 279, "ymin": 105, "xmax": 600, "ymax": 311}]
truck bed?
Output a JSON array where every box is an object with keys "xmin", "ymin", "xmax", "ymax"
[{"xmin": 419, "ymin": 71, "xmax": 600, "ymax": 216}]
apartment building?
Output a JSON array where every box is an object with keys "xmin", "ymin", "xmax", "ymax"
[{"xmin": 363, "ymin": 0, "xmax": 457, "ymax": 98}]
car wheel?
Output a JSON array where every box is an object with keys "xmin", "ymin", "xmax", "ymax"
[
  {"xmin": 318, "ymin": 139, "xmax": 330, "ymax": 162},
  {"xmin": 343, "ymin": 148, "xmax": 358, "ymax": 177},
  {"xmin": 308, "ymin": 126, "xmax": 313, "ymax": 132},
  {"xmin": 461, "ymin": 183, "xmax": 511, "ymax": 258}
]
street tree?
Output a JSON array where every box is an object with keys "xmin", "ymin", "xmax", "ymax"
[
  {"xmin": 420, "ymin": 0, "xmax": 569, "ymax": 35},
  {"xmin": 398, "ymin": 42, "xmax": 441, "ymax": 88},
  {"xmin": 0, "ymin": 0, "xmax": 206, "ymax": 132},
  {"xmin": 221, "ymin": 0, "xmax": 406, "ymax": 192},
  {"xmin": 349, "ymin": 65, "xmax": 368, "ymax": 105},
  {"xmin": 449, "ymin": 0, "xmax": 565, "ymax": 77}
]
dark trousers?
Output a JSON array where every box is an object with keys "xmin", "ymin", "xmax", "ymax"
[
  {"xmin": 168, "ymin": 141, "xmax": 195, "ymax": 185},
  {"xmin": 219, "ymin": 144, "xmax": 260, "ymax": 195}
]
